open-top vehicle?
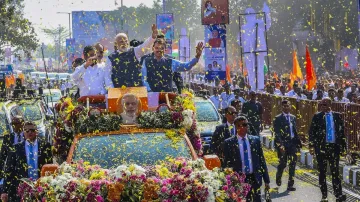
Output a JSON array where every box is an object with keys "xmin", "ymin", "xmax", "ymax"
[{"xmin": 17, "ymin": 88, "xmax": 251, "ymax": 201}]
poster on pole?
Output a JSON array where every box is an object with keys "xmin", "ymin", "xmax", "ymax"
[
  {"xmin": 205, "ymin": 47, "xmax": 226, "ymax": 80},
  {"xmin": 156, "ymin": 13, "xmax": 174, "ymax": 55},
  {"xmin": 205, "ymin": 24, "xmax": 226, "ymax": 48},
  {"xmin": 201, "ymin": 0, "xmax": 229, "ymax": 25}
]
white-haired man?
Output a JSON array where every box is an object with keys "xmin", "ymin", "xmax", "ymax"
[
  {"xmin": 106, "ymin": 24, "xmax": 158, "ymax": 88},
  {"xmin": 119, "ymin": 94, "xmax": 139, "ymax": 124}
]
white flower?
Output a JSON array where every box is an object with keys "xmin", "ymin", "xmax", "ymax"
[
  {"xmin": 181, "ymin": 109, "xmax": 194, "ymax": 129},
  {"xmin": 132, "ymin": 165, "xmax": 146, "ymax": 177},
  {"xmin": 59, "ymin": 163, "xmax": 73, "ymax": 174}
]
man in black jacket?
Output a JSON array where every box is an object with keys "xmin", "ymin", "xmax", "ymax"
[
  {"xmin": 223, "ymin": 116, "xmax": 270, "ymax": 202},
  {"xmin": 1, "ymin": 121, "xmax": 53, "ymax": 202},
  {"xmin": 242, "ymin": 91, "xmax": 263, "ymax": 135},
  {"xmin": 211, "ymin": 106, "xmax": 236, "ymax": 162},
  {"xmin": 309, "ymin": 98, "xmax": 347, "ymax": 202},
  {"xmin": 273, "ymin": 100, "xmax": 302, "ymax": 191},
  {"xmin": 0, "ymin": 116, "xmax": 24, "ymax": 178}
]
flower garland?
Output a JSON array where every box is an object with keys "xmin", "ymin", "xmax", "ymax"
[
  {"xmin": 53, "ymin": 91, "xmax": 203, "ymax": 162},
  {"xmin": 18, "ymin": 158, "xmax": 250, "ymax": 202}
]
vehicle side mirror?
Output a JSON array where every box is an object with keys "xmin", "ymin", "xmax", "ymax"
[
  {"xmin": 202, "ymin": 155, "xmax": 221, "ymax": 170},
  {"xmin": 41, "ymin": 164, "xmax": 59, "ymax": 177}
]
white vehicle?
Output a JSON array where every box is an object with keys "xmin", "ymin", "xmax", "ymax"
[
  {"xmin": 42, "ymin": 89, "xmax": 62, "ymax": 109},
  {"xmin": 57, "ymin": 73, "xmax": 70, "ymax": 81},
  {"xmin": 47, "ymin": 73, "xmax": 57, "ymax": 81}
]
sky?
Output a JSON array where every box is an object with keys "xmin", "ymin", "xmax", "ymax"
[{"xmin": 23, "ymin": 0, "xmax": 155, "ymax": 44}]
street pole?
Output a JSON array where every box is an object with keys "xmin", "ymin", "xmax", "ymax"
[
  {"xmin": 58, "ymin": 24, "xmax": 61, "ymax": 73},
  {"xmin": 163, "ymin": 0, "xmax": 165, "ymax": 13},
  {"xmin": 121, "ymin": 0, "xmax": 124, "ymax": 31},
  {"xmin": 68, "ymin": 13, "xmax": 71, "ymax": 38}
]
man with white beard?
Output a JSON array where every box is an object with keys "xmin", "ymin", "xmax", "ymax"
[{"xmin": 106, "ymin": 24, "xmax": 158, "ymax": 88}]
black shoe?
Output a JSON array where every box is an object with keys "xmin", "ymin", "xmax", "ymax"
[
  {"xmin": 287, "ymin": 186, "xmax": 296, "ymax": 191},
  {"xmin": 336, "ymin": 195, "xmax": 346, "ymax": 202},
  {"xmin": 276, "ymin": 177, "xmax": 281, "ymax": 186}
]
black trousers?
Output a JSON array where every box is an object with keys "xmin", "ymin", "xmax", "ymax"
[
  {"xmin": 315, "ymin": 144, "xmax": 342, "ymax": 198},
  {"xmin": 276, "ymin": 141, "xmax": 298, "ymax": 186},
  {"xmin": 245, "ymin": 174, "xmax": 261, "ymax": 202}
]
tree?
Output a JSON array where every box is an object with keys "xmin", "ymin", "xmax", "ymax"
[
  {"xmin": 41, "ymin": 25, "xmax": 68, "ymax": 62},
  {"xmin": 0, "ymin": 0, "xmax": 38, "ymax": 61}
]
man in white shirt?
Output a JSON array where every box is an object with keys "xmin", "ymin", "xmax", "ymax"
[
  {"xmin": 72, "ymin": 46, "xmax": 113, "ymax": 97},
  {"xmin": 106, "ymin": 24, "xmax": 158, "ymax": 88},
  {"xmin": 220, "ymin": 83, "xmax": 235, "ymax": 110},
  {"xmin": 290, "ymin": 86, "xmax": 307, "ymax": 100},
  {"xmin": 334, "ymin": 89, "xmax": 350, "ymax": 103},
  {"xmin": 209, "ymin": 88, "xmax": 221, "ymax": 110}
]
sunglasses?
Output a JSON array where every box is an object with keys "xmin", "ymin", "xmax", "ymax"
[
  {"xmin": 25, "ymin": 129, "xmax": 37, "ymax": 133},
  {"xmin": 238, "ymin": 123, "xmax": 248, "ymax": 127},
  {"xmin": 320, "ymin": 104, "xmax": 328, "ymax": 106},
  {"xmin": 227, "ymin": 112, "xmax": 237, "ymax": 116}
]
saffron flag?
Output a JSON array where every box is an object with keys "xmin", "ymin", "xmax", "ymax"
[
  {"xmin": 292, "ymin": 50, "xmax": 303, "ymax": 80},
  {"xmin": 305, "ymin": 46, "xmax": 317, "ymax": 90},
  {"xmin": 226, "ymin": 64, "xmax": 231, "ymax": 83}
]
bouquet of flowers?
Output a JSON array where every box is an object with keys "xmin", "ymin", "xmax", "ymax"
[{"xmin": 18, "ymin": 159, "xmax": 250, "ymax": 202}]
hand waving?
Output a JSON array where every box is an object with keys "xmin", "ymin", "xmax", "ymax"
[
  {"xmin": 151, "ymin": 24, "xmax": 158, "ymax": 39},
  {"xmin": 195, "ymin": 42, "xmax": 204, "ymax": 59}
]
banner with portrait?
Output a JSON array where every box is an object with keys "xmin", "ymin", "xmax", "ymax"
[
  {"xmin": 156, "ymin": 13, "xmax": 174, "ymax": 55},
  {"xmin": 201, "ymin": 0, "xmax": 229, "ymax": 25},
  {"xmin": 204, "ymin": 24, "xmax": 226, "ymax": 48},
  {"xmin": 204, "ymin": 47, "xmax": 226, "ymax": 80}
]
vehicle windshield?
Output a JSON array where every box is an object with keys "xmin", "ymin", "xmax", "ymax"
[
  {"xmin": 195, "ymin": 101, "xmax": 219, "ymax": 122},
  {"xmin": 18, "ymin": 104, "xmax": 43, "ymax": 121},
  {"xmin": 48, "ymin": 73, "xmax": 56, "ymax": 79},
  {"xmin": 44, "ymin": 91, "xmax": 61, "ymax": 102},
  {"xmin": 73, "ymin": 133, "xmax": 192, "ymax": 168}
]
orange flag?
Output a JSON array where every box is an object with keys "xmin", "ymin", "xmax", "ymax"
[
  {"xmin": 305, "ymin": 46, "xmax": 317, "ymax": 90},
  {"xmin": 292, "ymin": 50, "xmax": 303, "ymax": 80},
  {"xmin": 226, "ymin": 64, "xmax": 232, "ymax": 83},
  {"xmin": 273, "ymin": 72, "xmax": 279, "ymax": 81}
]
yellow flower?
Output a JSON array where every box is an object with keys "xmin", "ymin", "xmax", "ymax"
[
  {"xmin": 121, "ymin": 85, "xmax": 127, "ymax": 90},
  {"xmin": 156, "ymin": 166, "xmax": 170, "ymax": 178},
  {"xmin": 128, "ymin": 164, "xmax": 135, "ymax": 172},
  {"xmin": 89, "ymin": 170, "xmax": 106, "ymax": 180}
]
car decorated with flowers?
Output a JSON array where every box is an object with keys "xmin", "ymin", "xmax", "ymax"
[{"xmin": 17, "ymin": 88, "xmax": 251, "ymax": 202}]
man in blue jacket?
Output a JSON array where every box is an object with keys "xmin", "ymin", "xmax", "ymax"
[
  {"xmin": 141, "ymin": 37, "xmax": 203, "ymax": 92},
  {"xmin": 223, "ymin": 116, "xmax": 270, "ymax": 202}
]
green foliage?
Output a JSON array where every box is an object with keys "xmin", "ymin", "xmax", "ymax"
[
  {"xmin": 0, "ymin": 0, "xmax": 38, "ymax": 60},
  {"xmin": 76, "ymin": 114, "xmax": 123, "ymax": 134}
]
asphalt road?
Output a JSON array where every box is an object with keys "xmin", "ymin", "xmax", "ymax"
[{"xmin": 262, "ymin": 164, "xmax": 360, "ymax": 202}]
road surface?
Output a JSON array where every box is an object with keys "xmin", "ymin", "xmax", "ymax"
[{"xmin": 262, "ymin": 163, "xmax": 360, "ymax": 202}]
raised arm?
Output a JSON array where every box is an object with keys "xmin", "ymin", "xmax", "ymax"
[{"xmin": 134, "ymin": 24, "xmax": 158, "ymax": 61}]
